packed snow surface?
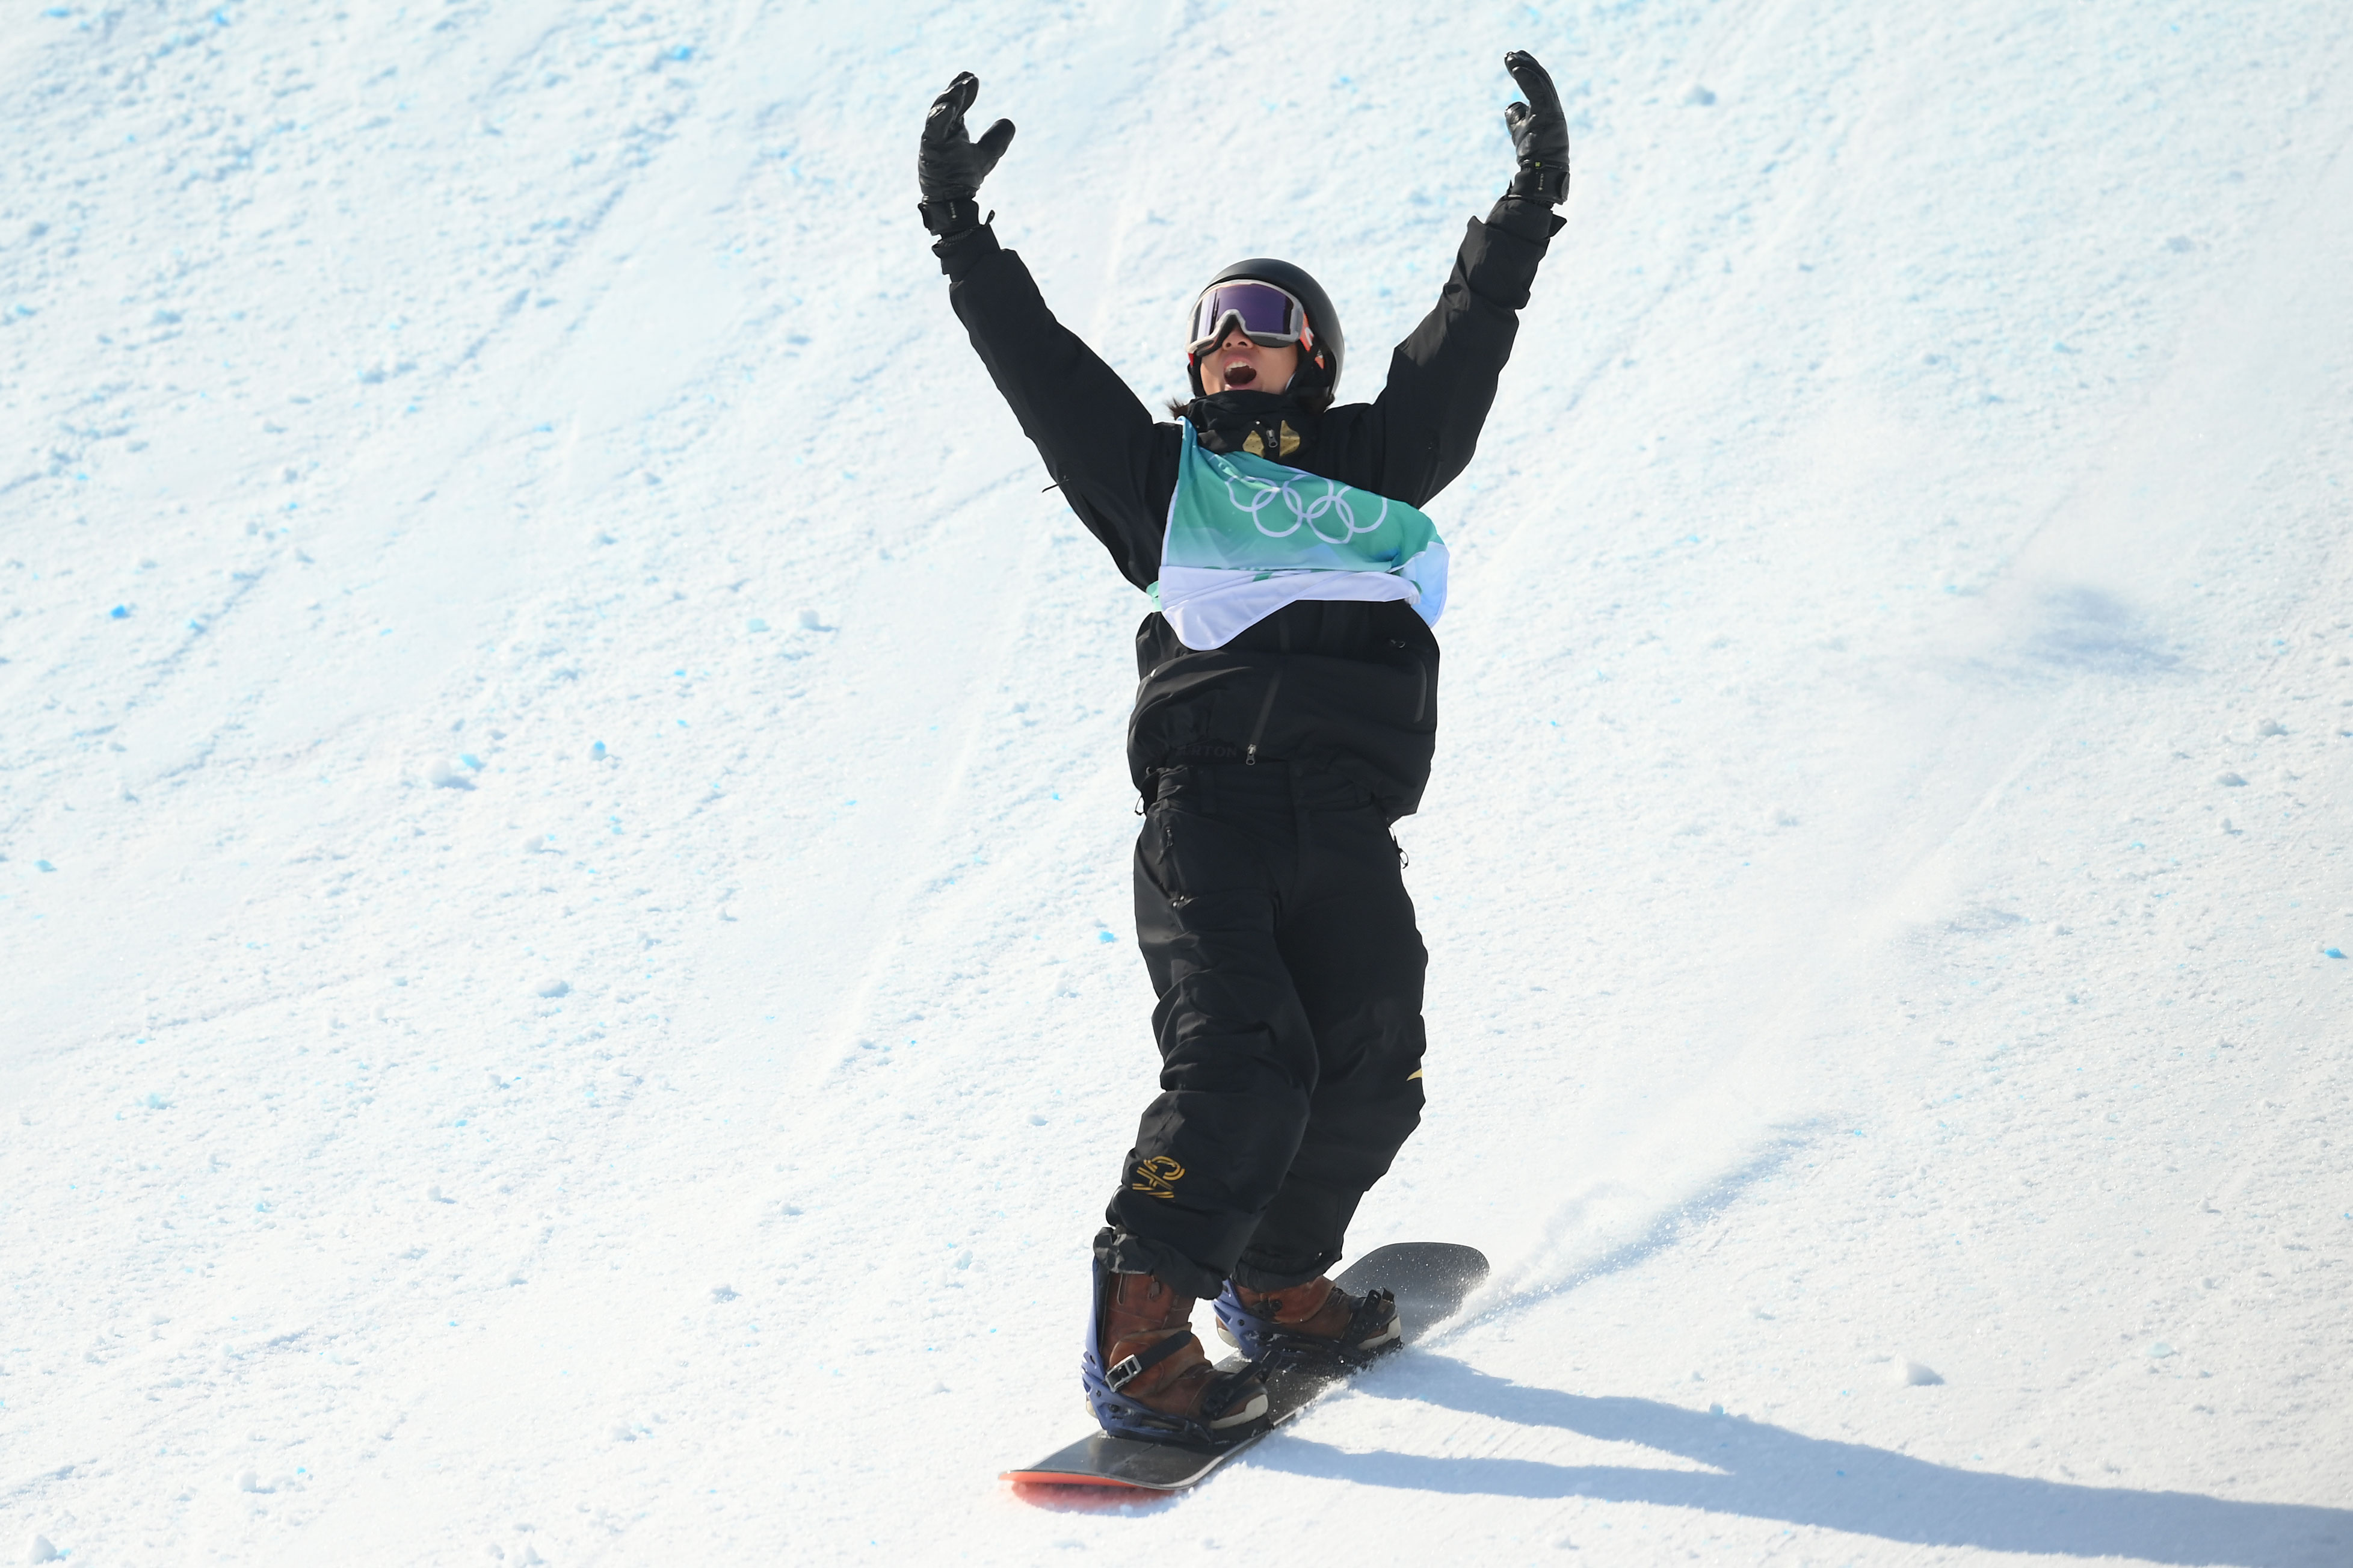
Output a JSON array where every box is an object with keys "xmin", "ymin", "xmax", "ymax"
[{"xmin": 4, "ymin": 3, "xmax": 2350, "ymax": 1563}]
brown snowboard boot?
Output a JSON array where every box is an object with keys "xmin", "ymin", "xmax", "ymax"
[
  {"xmin": 1217, "ymin": 1275, "xmax": 1403, "ymax": 1365},
  {"xmin": 1094, "ymin": 1271, "xmax": 1268, "ymax": 1435}
]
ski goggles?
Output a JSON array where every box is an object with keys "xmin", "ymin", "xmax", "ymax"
[{"xmin": 1187, "ymin": 280, "xmax": 1315, "ymax": 356}]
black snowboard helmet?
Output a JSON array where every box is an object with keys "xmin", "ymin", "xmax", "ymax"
[{"xmin": 1185, "ymin": 258, "xmax": 1345, "ymax": 404}]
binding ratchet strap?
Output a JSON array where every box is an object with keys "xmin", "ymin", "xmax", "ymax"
[
  {"xmin": 1105, "ymin": 1330, "xmax": 1194, "ymax": 1392},
  {"xmin": 1199, "ymin": 1360, "xmax": 1268, "ymax": 1421},
  {"xmin": 1346, "ymin": 1287, "xmax": 1398, "ymax": 1344}
]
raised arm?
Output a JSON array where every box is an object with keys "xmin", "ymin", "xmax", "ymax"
[
  {"xmin": 1348, "ymin": 52, "xmax": 1571, "ymax": 508},
  {"xmin": 919, "ymin": 73, "xmax": 1174, "ymax": 593}
]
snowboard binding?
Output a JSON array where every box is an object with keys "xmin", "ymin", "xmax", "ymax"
[
  {"xmin": 1013, "ymin": 1245, "xmax": 1490, "ymax": 1491},
  {"xmin": 1212, "ymin": 1277, "xmax": 1403, "ymax": 1372},
  {"xmin": 1082, "ymin": 1261, "xmax": 1270, "ymax": 1448}
]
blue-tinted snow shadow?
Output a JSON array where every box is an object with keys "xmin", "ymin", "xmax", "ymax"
[
  {"xmin": 1248, "ymin": 1362, "xmax": 2347, "ymax": 1566},
  {"xmin": 1496, "ymin": 1131, "xmax": 1813, "ymax": 1313},
  {"xmin": 2026, "ymin": 585, "xmax": 2185, "ymax": 677}
]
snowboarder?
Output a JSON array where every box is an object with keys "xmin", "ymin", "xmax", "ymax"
[{"xmin": 917, "ymin": 52, "xmax": 1569, "ymax": 1443}]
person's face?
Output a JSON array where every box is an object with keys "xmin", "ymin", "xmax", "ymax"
[{"xmin": 1197, "ymin": 323, "xmax": 1301, "ymax": 396}]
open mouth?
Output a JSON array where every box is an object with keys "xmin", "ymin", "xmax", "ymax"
[{"xmin": 1223, "ymin": 361, "xmax": 1257, "ymax": 387}]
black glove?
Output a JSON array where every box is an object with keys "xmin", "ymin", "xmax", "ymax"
[
  {"xmin": 1502, "ymin": 51, "xmax": 1570, "ymax": 205},
  {"xmin": 919, "ymin": 72, "xmax": 1016, "ymax": 236}
]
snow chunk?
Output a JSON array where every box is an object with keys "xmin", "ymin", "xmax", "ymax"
[
  {"xmin": 1683, "ymin": 83, "xmax": 1718, "ymax": 106},
  {"xmin": 2215, "ymin": 771, "xmax": 2248, "ymax": 786},
  {"xmin": 28, "ymin": 1536, "xmax": 61, "ymax": 1565},
  {"xmin": 710, "ymin": 1284, "xmax": 738, "ymax": 1303},
  {"xmin": 427, "ymin": 758, "xmax": 475, "ymax": 790},
  {"xmin": 536, "ymin": 979, "xmax": 571, "ymax": 998},
  {"xmin": 1896, "ymin": 1359, "xmax": 1944, "ymax": 1386}
]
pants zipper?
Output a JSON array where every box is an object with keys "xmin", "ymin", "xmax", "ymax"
[{"xmin": 1244, "ymin": 671, "xmax": 1284, "ymax": 765}]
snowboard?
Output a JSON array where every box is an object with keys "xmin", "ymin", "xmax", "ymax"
[{"xmin": 1003, "ymin": 1241, "xmax": 1488, "ymax": 1493}]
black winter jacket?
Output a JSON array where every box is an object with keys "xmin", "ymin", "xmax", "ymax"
[{"xmin": 933, "ymin": 200, "xmax": 1559, "ymax": 819}]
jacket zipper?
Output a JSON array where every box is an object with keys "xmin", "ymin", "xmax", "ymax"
[{"xmin": 1244, "ymin": 671, "xmax": 1284, "ymax": 765}]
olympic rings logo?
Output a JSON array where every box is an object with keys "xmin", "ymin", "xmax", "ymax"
[{"xmin": 1223, "ymin": 472, "xmax": 1391, "ymax": 545}]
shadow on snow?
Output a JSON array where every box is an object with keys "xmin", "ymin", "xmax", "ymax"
[{"xmin": 1244, "ymin": 1360, "xmax": 2347, "ymax": 1565}]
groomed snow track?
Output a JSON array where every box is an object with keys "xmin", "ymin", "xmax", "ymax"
[{"xmin": 2, "ymin": 4, "xmax": 2349, "ymax": 1563}]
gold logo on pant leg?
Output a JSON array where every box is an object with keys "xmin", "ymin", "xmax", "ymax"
[{"xmin": 1129, "ymin": 1156, "xmax": 1186, "ymax": 1199}]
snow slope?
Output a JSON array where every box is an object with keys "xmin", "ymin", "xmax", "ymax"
[{"xmin": 3, "ymin": 2, "xmax": 2349, "ymax": 1562}]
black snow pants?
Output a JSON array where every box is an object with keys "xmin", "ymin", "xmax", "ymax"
[{"xmin": 1095, "ymin": 760, "xmax": 1428, "ymax": 1298}]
